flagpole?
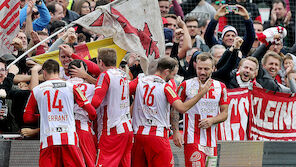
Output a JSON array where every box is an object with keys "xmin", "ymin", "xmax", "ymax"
[{"xmin": 7, "ymin": 23, "xmax": 74, "ymax": 69}]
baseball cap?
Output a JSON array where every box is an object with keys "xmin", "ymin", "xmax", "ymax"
[{"xmin": 221, "ymin": 25, "xmax": 238, "ymax": 40}]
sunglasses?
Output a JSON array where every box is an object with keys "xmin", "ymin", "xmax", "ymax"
[{"xmin": 215, "ymin": 0, "xmax": 226, "ymax": 5}]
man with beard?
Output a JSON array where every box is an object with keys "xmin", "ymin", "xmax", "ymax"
[
  {"xmin": 175, "ymin": 52, "xmax": 229, "ymax": 167},
  {"xmin": 129, "ymin": 57, "xmax": 212, "ymax": 167}
]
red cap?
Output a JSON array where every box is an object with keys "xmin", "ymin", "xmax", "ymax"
[{"xmin": 162, "ymin": 17, "xmax": 168, "ymax": 25}]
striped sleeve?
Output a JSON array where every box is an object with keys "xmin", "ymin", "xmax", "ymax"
[
  {"xmin": 177, "ymin": 81, "xmax": 187, "ymax": 102},
  {"xmin": 219, "ymin": 82, "xmax": 230, "ymax": 106},
  {"xmin": 164, "ymin": 83, "xmax": 180, "ymax": 105},
  {"xmin": 91, "ymin": 72, "xmax": 110, "ymax": 108}
]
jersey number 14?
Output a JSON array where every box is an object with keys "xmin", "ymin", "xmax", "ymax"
[{"xmin": 44, "ymin": 90, "xmax": 64, "ymax": 112}]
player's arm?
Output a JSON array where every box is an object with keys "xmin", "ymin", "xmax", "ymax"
[
  {"xmin": 129, "ymin": 77, "xmax": 139, "ymax": 96},
  {"xmin": 171, "ymin": 79, "xmax": 213, "ymax": 114},
  {"xmin": 91, "ymin": 73, "xmax": 109, "ymax": 109},
  {"xmin": 73, "ymin": 85, "xmax": 97, "ymax": 121},
  {"xmin": 23, "ymin": 91, "xmax": 39, "ymax": 124},
  {"xmin": 199, "ymin": 84, "xmax": 229, "ymax": 129},
  {"xmin": 170, "ymin": 81, "xmax": 187, "ymax": 148}
]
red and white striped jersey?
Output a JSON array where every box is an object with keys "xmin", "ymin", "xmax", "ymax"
[
  {"xmin": 178, "ymin": 78, "xmax": 229, "ymax": 147},
  {"xmin": 92, "ymin": 68, "xmax": 132, "ymax": 138},
  {"xmin": 24, "ymin": 80, "xmax": 94, "ymax": 149},
  {"xmin": 67, "ymin": 77, "xmax": 95, "ymax": 133},
  {"xmin": 129, "ymin": 75, "xmax": 180, "ymax": 138},
  {"xmin": 59, "ymin": 67, "xmax": 70, "ymax": 80}
]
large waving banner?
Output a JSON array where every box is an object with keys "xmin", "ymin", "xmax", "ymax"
[
  {"xmin": 218, "ymin": 88, "xmax": 251, "ymax": 141},
  {"xmin": 248, "ymin": 87, "xmax": 296, "ymax": 141},
  {"xmin": 73, "ymin": 0, "xmax": 164, "ymax": 61},
  {"xmin": 0, "ymin": 0, "xmax": 20, "ymax": 54}
]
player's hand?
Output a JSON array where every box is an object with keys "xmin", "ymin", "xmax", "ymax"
[
  {"xmin": 21, "ymin": 128, "xmax": 39, "ymax": 137},
  {"xmin": 69, "ymin": 62, "xmax": 87, "ymax": 79},
  {"xmin": 58, "ymin": 44, "xmax": 74, "ymax": 57},
  {"xmin": 198, "ymin": 78, "xmax": 213, "ymax": 96},
  {"xmin": 214, "ymin": 5, "xmax": 228, "ymax": 20},
  {"xmin": 199, "ymin": 118, "xmax": 214, "ymax": 129},
  {"xmin": 235, "ymin": 4, "xmax": 249, "ymax": 20},
  {"xmin": 173, "ymin": 131, "xmax": 184, "ymax": 148}
]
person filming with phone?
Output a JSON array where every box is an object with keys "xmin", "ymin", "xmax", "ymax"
[{"xmin": 205, "ymin": 4, "xmax": 255, "ymax": 58}]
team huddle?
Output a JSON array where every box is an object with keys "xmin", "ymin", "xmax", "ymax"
[{"xmin": 23, "ymin": 48, "xmax": 229, "ymax": 167}]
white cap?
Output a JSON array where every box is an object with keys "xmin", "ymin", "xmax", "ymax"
[{"xmin": 221, "ymin": 26, "xmax": 238, "ymax": 39}]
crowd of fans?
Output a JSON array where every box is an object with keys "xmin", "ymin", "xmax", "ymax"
[{"xmin": 0, "ymin": 0, "xmax": 296, "ymax": 148}]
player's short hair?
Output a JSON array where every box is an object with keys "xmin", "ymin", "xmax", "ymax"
[
  {"xmin": 156, "ymin": 57, "xmax": 178, "ymax": 72},
  {"xmin": 68, "ymin": 59, "xmax": 88, "ymax": 72},
  {"xmin": 42, "ymin": 59, "xmax": 60, "ymax": 74},
  {"xmin": 195, "ymin": 52, "xmax": 215, "ymax": 67},
  {"xmin": 262, "ymin": 51, "xmax": 282, "ymax": 66},
  {"xmin": 97, "ymin": 48, "xmax": 117, "ymax": 67},
  {"xmin": 238, "ymin": 57, "xmax": 259, "ymax": 70}
]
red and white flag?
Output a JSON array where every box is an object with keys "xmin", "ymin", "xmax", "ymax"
[
  {"xmin": 73, "ymin": 0, "xmax": 165, "ymax": 61},
  {"xmin": 0, "ymin": 0, "xmax": 20, "ymax": 54}
]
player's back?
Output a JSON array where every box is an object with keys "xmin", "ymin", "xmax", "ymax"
[
  {"xmin": 97, "ymin": 68, "xmax": 132, "ymax": 135},
  {"xmin": 33, "ymin": 79, "xmax": 77, "ymax": 149},
  {"xmin": 67, "ymin": 77, "xmax": 95, "ymax": 122},
  {"xmin": 132, "ymin": 75, "xmax": 171, "ymax": 137}
]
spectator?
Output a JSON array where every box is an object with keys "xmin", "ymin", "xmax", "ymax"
[
  {"xmin": 205, "ymin": 4, "xmax": 255, "ymax": 58},
  {"xmin": 55, "ymin": 0, "xmax": 80, "ymax": 23},
  {"xmin": 184, "ymin": 16, "xmax": 200, "ymax": 48},
  {"xmin": 72, "ymin": 0, "xmax": 91, "ymax": 16},
  {"xmin": 253, "ymin": 20, "xmax": 264, "ymax": 49},
  {"xmin": 158, "ymin": 0, "xmax": 171, "ymax": 17},
  {"xmin": 217, "ymin": 0, "xmax": 262, "ymax": 36},
  {"xmin": 0, "ymin": 59, "xmax": 19, "ymax": 132},
  {"xmin": 211, "ymin": 0, "xmax": 226, "ymax": 11},
  {"xmin": 263, "ymin": 0, "xmax": 295, "ymax": 48},
  {"xmin": 164, "ymin": 14, "xmax": 178, "ymax": 31},
  {"xmin": 210, "ymin": 44, "xmax": 226, "ymax": 62},
  {"xmin": 20, "ymin": 0, "xmax": 51, "ymax": 32},
  {"xmin": 47, "ymin": 2, "xmax": 65, "ymax": 22},
  {"xmin": 46, "ymin": 2, "xmax": 66, "ymax": 34}
]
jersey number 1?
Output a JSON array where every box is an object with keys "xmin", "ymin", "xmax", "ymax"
[{"xmin": 44, "ymin": 90, "xmax": 64, "ymax": 112}]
